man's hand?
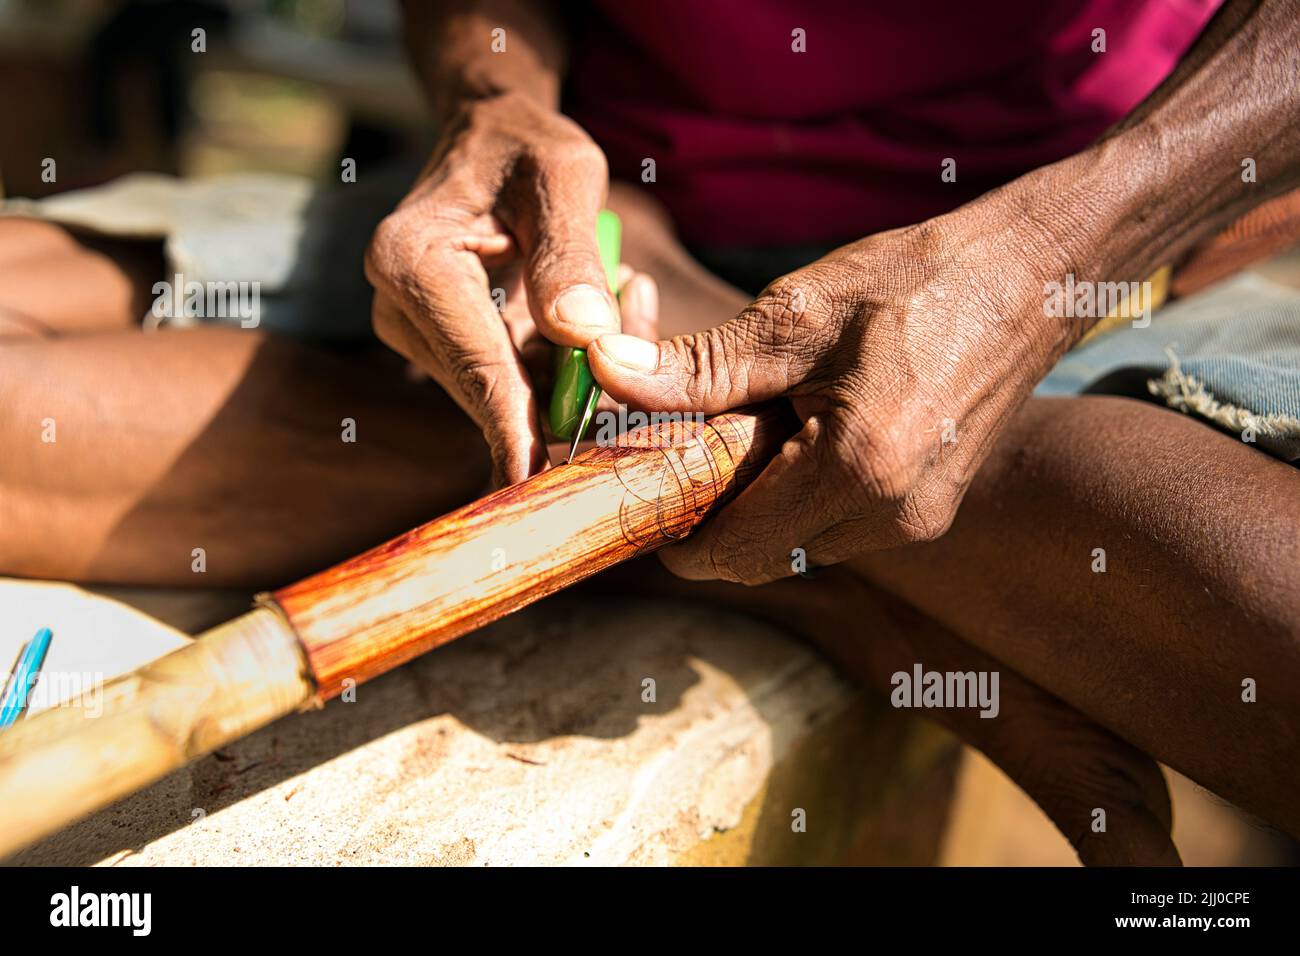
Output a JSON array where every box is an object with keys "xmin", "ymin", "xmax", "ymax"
[
  {"xmin": 589, "ymin": 206, "xmax": 1068, "ymax": 584},
  {"xmin": 365, "ymin": 91, "xmax": 619, "ymax": 485}
]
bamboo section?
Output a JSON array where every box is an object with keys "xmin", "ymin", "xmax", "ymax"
[
  {"xmin": 0, "ymin": 607, "xmax": 309, "ymax": 857},
  {"xmin": 0, "ymin": 405, "xmax": 794, "ymax": 858}
]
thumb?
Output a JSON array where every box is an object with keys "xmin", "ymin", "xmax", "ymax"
[{"xmin": 589, "ymin": 311, "xmax": 818, "ymax": 415}]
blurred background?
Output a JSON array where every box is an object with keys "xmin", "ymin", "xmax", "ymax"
[
  {"xmin": 0, "ymin": 0, "xmax": 1295, "ymax": 866},
  {"xmin": 0, "ymin": 0, "xmax": 424, "ymax": 199}
]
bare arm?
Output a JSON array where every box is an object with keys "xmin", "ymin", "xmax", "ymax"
[
  {"xmin": 1020, "ymin": 0, "xmax": 1300, "ymax": 346},
  {"xmin": 371, "ymin": 2, "xmax": 618, "ymax": 485},
  {"xmin": 399, "ymin": 0, "xmax": 568, "ymax": 120}
]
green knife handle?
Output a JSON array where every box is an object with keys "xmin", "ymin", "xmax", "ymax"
[{"xmin": 549, "ymin": 209, "xmax": 621, "ymax": 440}]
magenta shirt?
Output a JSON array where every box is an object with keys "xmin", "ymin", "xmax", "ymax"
[{"xmin": 565, "ymin": 0, "xmax": 1223, "ymax": 247}]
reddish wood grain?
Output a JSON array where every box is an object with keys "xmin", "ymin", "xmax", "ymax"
[{"xmin": 271, "ymin": 405, "xmax": 796, "ymax": 701}]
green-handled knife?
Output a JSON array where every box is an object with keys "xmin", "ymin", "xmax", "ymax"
[{"xmin": 549, "ymin": 209, "xmax": 622, "ymax": 463}]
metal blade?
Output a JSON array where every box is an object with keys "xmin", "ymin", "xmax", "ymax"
[{"xmin": 566, "ymin": 387, "xmax": 602, "ymax": 463}]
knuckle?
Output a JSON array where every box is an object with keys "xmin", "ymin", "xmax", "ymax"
[
  {"xmin": 546, "ymin": 135, "xmax": 608, "ymax": 178},
  {"xmin": 365, "ymin": 214, "xmax": 413, "ymax": 285},
  {"xmin": 450, "ymin": 357, "xmax": 517, "ymax": 413},
  {"xmin": 759, "ymin": 268, "xmax": 840, "ymax": 325},
  {"xmin": 671, "ymin": 327, "xmax": 740, "ymax": 409},
  {"xmin": 519, "ymin": 130, "xmax": 607, "ymax": 194},
  {"xmin": 758, "ymin": 274, "xmax": 812, "ymax": 323},
  {"xmin": 827, "ymin": 413, "xmax": 917, "ymax": 505},
  {"xmin": 702, "ymin": 527, "xmax": 774, "ymax": 585},
  {"xmin": 825, "ymin": 410, "xmax": 960, "ymax": 547},
  {"xmin": 367, "ymin": 200, "xmax": 474, "ymax": 291},
  {"xmin": 892, "ymin": 493, "xmax": 957, "ymax": 545},
  {"xmin": 745, "ymin": 274, "xmax": 841, "ymax": 385}
]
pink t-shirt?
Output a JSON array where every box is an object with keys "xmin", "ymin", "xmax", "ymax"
[{"xmin": 565, "ymin": 0, "xmax": 1223, "ymax": 246}]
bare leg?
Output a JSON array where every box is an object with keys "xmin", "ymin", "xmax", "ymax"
[
  {"xmin": 847, "ymin": 395, "xmax": 1300, "ymax": 837},
  {"xmin": 0, "ymin": 219, "xmax": 161, "ymax": 338},
  {"xmin": 0, "ymin": 328, "xmax": 489, "ymax": 586}
]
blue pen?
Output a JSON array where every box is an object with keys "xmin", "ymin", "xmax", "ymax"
[{"xmin": 0, "ymin": 628, "xmax": 53, "ymax": 728}]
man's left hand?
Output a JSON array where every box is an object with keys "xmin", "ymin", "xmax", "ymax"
[{"xmin": 589, "ymin": 204, "xmax": 1073, "ymax": 583}]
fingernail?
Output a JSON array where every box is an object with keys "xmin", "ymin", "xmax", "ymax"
[
  {"xmin": 555, "ymin": 286, "xmax": 617, "ymax": 336},
  {"xmin": 632, "ymin": 277, "xmax": 658, "ymax": 321},
  {"xmin": 596, "ymin": 333, "xmax": 659, "ymax": 372}
]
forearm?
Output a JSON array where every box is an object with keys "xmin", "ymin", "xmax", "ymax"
[
  {"xmin": 987, "ymin": 0, "xmax": 1300, "ymax": 351},
  {"xmin": 1094, "ymin": 0, "xmax": 1300, "ymax": 264},
  {"xmin": 400, "ymin": 0, "xmax": 568, "ymax": 120}
]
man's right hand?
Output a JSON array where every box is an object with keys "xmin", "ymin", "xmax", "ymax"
[{"xmin": 365, "ymin": 91, "xmax": 619, "ymax": 485}]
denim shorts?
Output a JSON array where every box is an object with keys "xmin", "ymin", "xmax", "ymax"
[{"xmin": 1035, "ymin": 271, "xmax": 1300, "ymax": 461}]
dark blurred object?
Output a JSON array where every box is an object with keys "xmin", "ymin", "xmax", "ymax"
[
  {"xmin": 0, "ymin": 0, "xmax": 98, "ymax": 197},
  {"xmin": 0, "ymin": 0, "xmax": 229, "ymax": 196},
  {"xmin": 85, "ymin": 1, "xmax": 230, "ymax": 158},
  {"xmin": 0, "ymin": 0, "xmax": 420, "ymax": 199}
]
